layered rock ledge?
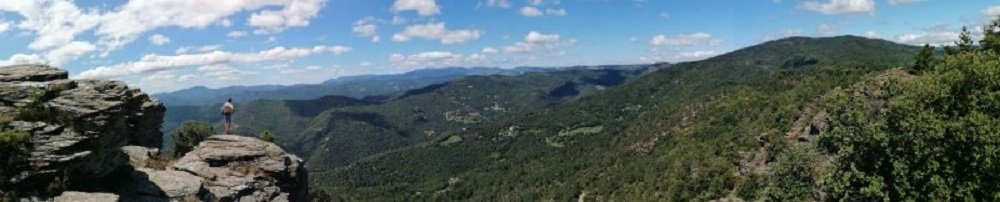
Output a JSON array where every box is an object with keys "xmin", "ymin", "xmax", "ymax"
[{"xmin": 0, "ymin": 65, "xmax": 308, "ymax": 201}]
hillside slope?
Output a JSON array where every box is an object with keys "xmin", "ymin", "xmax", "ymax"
[
  {"xmin": 161, "ymin": 65, "xmax": 655, "ymax": 168},
  {"xmin": 309, "ymin": 36, "xmax": 920, "ymax": 201}
]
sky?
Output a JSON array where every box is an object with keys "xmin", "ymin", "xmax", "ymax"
[{"xmin": 0, "ymin": 0, "xmax": 998, "ymax": 93}]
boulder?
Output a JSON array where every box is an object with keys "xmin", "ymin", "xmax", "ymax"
[
  {"xmin": 122, "ymin": 146, "xmax": 159, "ymax": 168},
  {"xmin": 173, "ymin": 135, "xmax": 308, "ymax": 202},
  {"xmin": 53, "ymin": 191, "xmax": 119, "ymax": 202}
]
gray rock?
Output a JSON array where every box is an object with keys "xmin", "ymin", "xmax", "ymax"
[
  {"xmin": 133, "ymin": 168, "xmax": 204, "ymax": 200},
  {"xmin": 121, "ymin": 146, "xmax": 159, "ymax": 168},
  {"xmin": 0, "ymin": 64, "xmax": 164, "ymax": 192},
  {"xmin": 173, "ymin": 135, "xmax": 308, "ymax": 202},
  {"xmin": 0, "ymin": 64, "xmax": 68, "ymax": 82},
  {"xmin": 53, "ymin": 191, "xmax": 119, "ymax": 202}
]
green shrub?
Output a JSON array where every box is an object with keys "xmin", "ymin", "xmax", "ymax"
[
  {"xmin": 260, "ymin": 131, "xmax": 275, "ymax": 143},
  {"xmin": 172, "ymin": 121, "xmax": 215, "ymax": 157},
  {"xmin": 0, "ymin": 128, "xmax": 29, "ymax": 193},
  {"xmin": 17, "ymin": 87, "xmax": 50, "ymax": 122},
  {"xmin": 822, "ymin": 50, "xmax": 1000, "ymax": 201}
]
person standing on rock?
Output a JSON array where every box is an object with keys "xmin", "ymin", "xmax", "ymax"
[{"xmin": 221, "ymin": 98, "xmax": 235, "ymax": 134}]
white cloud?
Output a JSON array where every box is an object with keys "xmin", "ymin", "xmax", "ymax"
[
  {"xmin": 639, "ymin": 50, "xmax": 720, "ymax": 63},
  {"xmin": 45, "ymin": 41, "xmax": 96, "ymax": 65},
  {"xmin": 504, "ymin": 31, "xmax": 574, "ymax": 54},
  {"xmin": 390, "ymin": 51, "xmax": 487, "ymax": 68},
  {"xmin": 77, "ymin": 45, "xmax": 351, "ymax": 79},
  {"xmin": 546, "ymin": 8, "xmax": 567, "ymax": 16},
  {"xmin": 984, "ymin": 6, "xmax": 1000, "ymax": 18},
  {"xmin": 392, "ymin": 0, "xmax": 440, "ymax": 16},
  {"xmin": 482, "ymin": 0, "xmax": 511, "ymax": 8},
  {"xmin": 521, "ymin": 6, "xmax": 543, "ymax": 17},
  {"xmin": 352, "ymin": 17, "xmax": 378, "ymax": 37},
  {"xmin": 227, "ymin": 31, "xmax": 248, "ymax": 38},
  {"xmin": 0, "ymin": 54, "xmax": 46, "ymax": 67},
  {"xmin": 197, "ymin": 64, "xmax": 255, "ymax": 80},
  {"xmin": 148, "ymin": 34, "xmax": 170, "ymax": 45},
  {"xmin": 246, "ymin": 0, "xmax": 327, "ymax": 33},
  {"xmin": 887, "ymin": 0, "xmax": 922, "ymax": 6},
  {"xmin": 801, "ymin": 0, "xmax": 875, "ymax": 15},
  {"xmin": 895, "ymin": 32, "xmax": 961, "ymax": 46},
  {"xmin": 175, "ymin": 45, "xmax": 223, "ymax": 55},
  {"xmin": 527, "ymin": 0, "xmax": 560, "ymax": 6},
  {"xmin": 650, "ymin": 32, "xmax": 722, "ymax": 46},
  {"xmin": 0, "ymin": 21, "xmax": 9, "ymax": 33},
  {"xmin": 482, "ymin": 47, "xmax": 498, "ymax": 53},
  {"xmin": 391, "ymin": 22, "xmax": 481, "ymax": 44},
  {"xmin": 0, "ymin": 0, "xmax": 329, "ymax": 66}
]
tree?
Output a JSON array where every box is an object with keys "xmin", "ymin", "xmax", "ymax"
[
  {"xmin": 957, "ymin": 26, "xmax": 976, "ymax": 53},
  {"xmin": 912, "ymin": 44, "xmax": 936, "ymax": 73},
  {"xmin": 981, "ymin": 16, "xmax": 1000, "ymax": 53},
  {"xmin": 172, "ymin": 121, "xmax": 215, "ymax": 157},
  {"xmin": 822, "ymin": 50, "xmax": 1000, "ymax": 201},
  {"xmin": 260, "ymin": 131, "xmax": 275, "ymax": 143}
]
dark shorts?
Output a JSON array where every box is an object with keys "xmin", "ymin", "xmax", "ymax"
[{"xmin": 224, "ymin": 114, "xmax": 232, "ymax": 123}]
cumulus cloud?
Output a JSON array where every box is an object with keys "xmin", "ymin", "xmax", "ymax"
[
  {"xmin": 0, "ymin": 54, "xmax": 46, "ymax": 67},
  {"xmin": 801, "ymin": 0, "xmax": 875, "ymax": 15},
  {"xmin": 895, "ymin": 32, "xmax": 961, "ymax": 46},
  {"xmin": 78, "ymin": 45, "xmax": 351, "ymax": 79},
  {"xmin": 391, "ymin": 22, "xmax": 481, "ymax": 44},
  {"xmin": 45, "ymin": 41, "xmax": 96, "ymax": 65},
  {"xmin": 649, "ymin": 32, "xmax": 722, "ymax": 46},
  {"xmin": 392, "ymin": 0, "xmax": 440, "ymax": 16},
  {"xmin": 148, "ymin": 34, "xmax": 170, "ymax": 45},
  {"xmin": 0, "ymin": 0, "xmax": 328, "ymax": 65},
  {"xmin": 352, "ymin": 17, "xmax": 379, "ymax": 39},
  {"xmin": 521, "ymin": 6, "xmax": 543, "ymax": 17},
  {"xmin": 390, "ymin": 51, "xmax": 488, "ymax": 68},
  {"xmin": 639, "ymin": 50, "xmax": 721, "ymax": 63},
  {"xmin": 520, "ymin": 6, "xmax": 566, "ymax": 17},
  {"xmin": 503, "ymin": 31, "xmax": 575, "ymax": 56},
  {"xmin": 482, "ymin": 47, "xmax": 499, "ymax": 53}
]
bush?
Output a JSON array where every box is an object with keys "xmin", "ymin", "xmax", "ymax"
[
  {"xmin": 260, "ymin": 131, "xmax": 275, "ymax": 143},
  {"xmin": 172, "ymin": 121, "xmax": 215, "ymax": 157}
]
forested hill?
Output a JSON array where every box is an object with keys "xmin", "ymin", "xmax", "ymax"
[
  {"xmin": 161, "ymin": 65, "xmax": 655, "ymax": 168},
  {"xmin": 310, "ymin": 35, "xmax": 923, "ymax": 201},
  {"xmin": 154, "ymin": 67, "xmax": 547, "ymax": 106}
]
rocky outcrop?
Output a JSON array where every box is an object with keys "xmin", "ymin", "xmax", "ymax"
[
  {"xmin": 171, "ymin": 135, "xmax": 308, "ymax": 202},
  {"xmin": 1, "ymin": 65, "xmax": 308, "ymax": 201},
  {"xmin": 0, "ymin": 64, "xmax": 165, "ymax": 191}
]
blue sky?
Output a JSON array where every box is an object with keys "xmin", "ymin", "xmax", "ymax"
[{"xmin": 0, "ymin": 0, "xmax": 998, "ymax": 93}]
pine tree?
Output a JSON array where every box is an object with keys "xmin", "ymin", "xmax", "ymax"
[
  {"xmin": 913, "ymin": 44, "xmax": 935, "ymax": 73},
  {"xmin": 956, "ymin": 26, "xmax": 976, "ymax": 53},
  {"xmin": 981, "ymin": 16, "xmax": 1000, "ymax": 53}
]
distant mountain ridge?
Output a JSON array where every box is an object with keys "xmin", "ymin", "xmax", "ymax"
[{"xmin": 154, "ymin": 67, "xmax": 551, "ymax": 106}]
